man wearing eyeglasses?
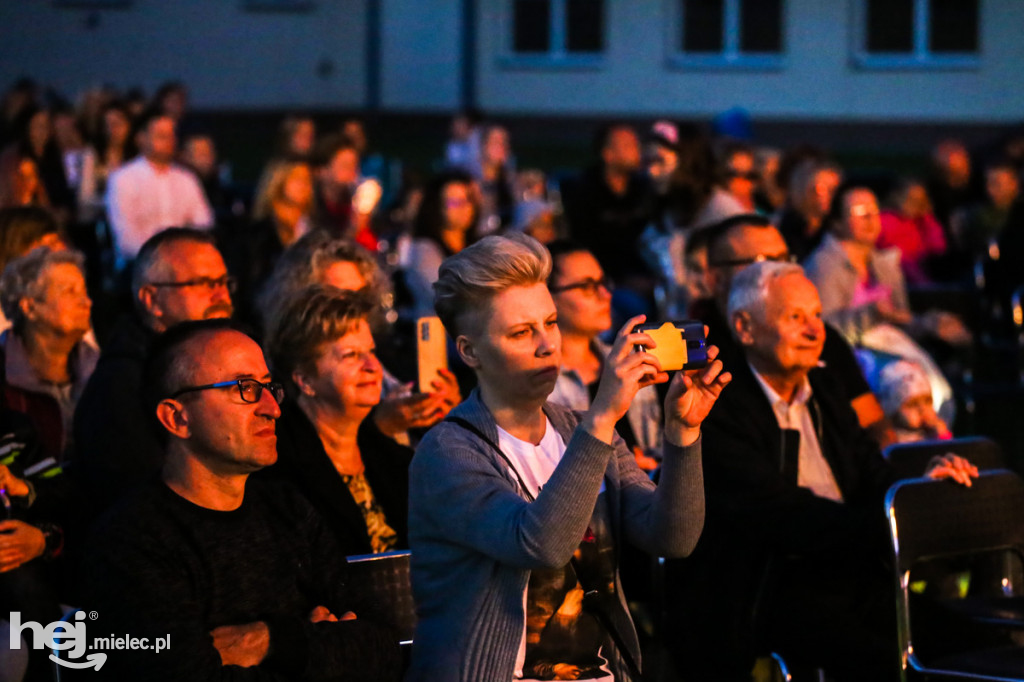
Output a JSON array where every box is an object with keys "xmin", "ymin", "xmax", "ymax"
[
  {"xmin": 82, "ymin": 320, "xmax": 400, "ymax": 680},
  {"xmin": 74, "ymin": 228, "xmax": 236, "ymax": 509}
]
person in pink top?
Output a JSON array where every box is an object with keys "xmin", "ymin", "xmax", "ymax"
[{"xmin": 877, "ymin": 177, "xmax": 947, "ymax": 285}]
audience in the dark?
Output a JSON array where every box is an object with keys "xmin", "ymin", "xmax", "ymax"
[
  {"xmin": 0, "ymin": 206, "xmax": 64, "ymax": 332},
  {"xmin": 927, "ymin": 138, "xmax": 976, "ymax": 234},
  {"xmin": 406, "ymin": 233, "xmax": 727, "ymax": 681},
  {"xmin": 563, "ymin": 123, "xmax": 654, "ymax": 290},
  {"xmin": 259, "ymin": 232, "xmax": 460, "ymax": 441},
  {"xmin": 0, "ymin": 72, "xmax": 1018, "ymax": 682},
  {"xmin": 546, "ymin": 240, "xmax": 663, "ymax": 470},
  {"xmin": 230, "ymin": 158, "xmax": 314, "ymax": 322},
  {"xmin": 0, "ymin": 105, "xmax": 73, "ymax": 221},
  {"xmin": 717, "ymin": 140, "xmax": 759, "ymax": 213},
  {"xmin": 957, "ymin": 156, "xmax": 1021, "ymax": 256},
  {"xmin": 699, "ymin": 214, "xmax": 893, "ymax": 445}
]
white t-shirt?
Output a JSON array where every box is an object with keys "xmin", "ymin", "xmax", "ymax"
[{"xmin": 497, "ymin": 420, "xmax": 614, "ymax": 682}]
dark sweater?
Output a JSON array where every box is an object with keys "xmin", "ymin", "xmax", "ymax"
[{"xmin": 82, "ymin": 478, "xmax": 401, "ymax": 681}]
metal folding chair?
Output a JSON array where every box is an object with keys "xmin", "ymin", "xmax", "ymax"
[{"xmin": 886, "ymin": 470, "xmax": 1024, "ymax": 681}]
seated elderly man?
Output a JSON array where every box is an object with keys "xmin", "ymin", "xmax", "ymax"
[
  {"xmin": 667, "ymin": 261, "xmax": 975, "ymax": 682},
  {"xmin": 697, "ymin": 213, "xmax": 892, "ymax": 445},
  {"xmin": 74, "ymin": 227, "xmax": 234, "ymax": 507},
  {"xmin": 82, "ymin": 320, "xmax": 401, "ymax": 680}
]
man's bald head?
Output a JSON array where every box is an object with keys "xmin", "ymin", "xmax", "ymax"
[{"xmin": 706, "ymin": 215, "xmax": 789, "ymax": 309}]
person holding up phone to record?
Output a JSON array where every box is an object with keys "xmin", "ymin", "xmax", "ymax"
[{"xmin": 406, "ymin": 233, "xmax": 730, "ymax": 682}]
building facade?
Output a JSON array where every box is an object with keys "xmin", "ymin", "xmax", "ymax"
[{"xmin": 1, "ymin": 0, "xmax": 1020, "ymax": 123}]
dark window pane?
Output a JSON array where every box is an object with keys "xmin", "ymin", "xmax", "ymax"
[
  {"xmin": 740, "ymin": 0, "xmax": 782, "ymax": 53},
  {"xmin": 866, "ymin": 0, "xmax": 914, "ymax": 53},
  {"xmin": 514, "ymin": 0, "xmax": 550, "ymax": 53},
  {"xmin": 682, "ymin": 0, "xmax": 724, "ymax": 53},
  {"xmin": 930, "ymin": 0, "xmax": 978, "ymax": 53},
  {"xmin": 567, "ymin": 0, "xmax": 604, "ymax": 52}
]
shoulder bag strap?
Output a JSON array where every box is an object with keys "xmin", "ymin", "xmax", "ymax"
[{"xmin": 443, "ymin": 416, "xmax": 643, "ymax": 679}]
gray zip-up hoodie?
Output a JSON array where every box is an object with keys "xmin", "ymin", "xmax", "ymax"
[{"xmin": 406, "ymin": 389, "xmax": 704, "ymax": 682}]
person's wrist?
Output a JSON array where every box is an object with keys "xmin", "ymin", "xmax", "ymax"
[
  {"xmin": 665, "ymin": 421, "xmax": 700, "ymax": 448},
  {"xmin": 581, "ymin": 411, "xmax": 616, "ymax": 444}
]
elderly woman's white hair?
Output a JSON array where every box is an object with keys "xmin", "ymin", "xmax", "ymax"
[
  {"xmin": 726, "ymin": 260, "xmax": 805, "ymax": 336},
  {"xmin": 0, "ymin": 246, "xmax": 85, "ymax": 333}
]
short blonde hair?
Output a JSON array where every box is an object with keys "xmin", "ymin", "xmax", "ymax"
[{"xmin": 433, "ymin": 233, "xmax": 551, "ymax": 337}]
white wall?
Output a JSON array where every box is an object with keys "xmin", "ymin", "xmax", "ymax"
[
  {"xmin": 0, "ymin": 0, "xmax": 368, "ymax": 109},
  {"xmin": 379, "ymin": 0, "xmax": 462, "ymax": 112},
  {"xmin": 475, "ymin": 0, "xmax": 1024, "ymax": 123},
  {"xmin": 1, "ymin": 0, "xmax": 1022, "ymax": 122}
]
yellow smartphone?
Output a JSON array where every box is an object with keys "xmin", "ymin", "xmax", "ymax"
[
  {"xmin": 631, "ymin": 320, "xmax": 709, "ymax": 372},
  {"xmin": 417, "ymin": 316, "xmax": 448, "ymax": 394}
]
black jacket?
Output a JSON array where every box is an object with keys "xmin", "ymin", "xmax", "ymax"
[
  {"xmin": 261, "ymin": 403, "xmax": 413, "ymax": 556},
  {"xmin": 72, "ymin": 314, "xmax": 161, "ymax": 509},
  {"xmin": 665, "ymin": 360, "xmax": 895, "ymax": 676}
]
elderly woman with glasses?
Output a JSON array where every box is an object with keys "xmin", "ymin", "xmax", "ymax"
[
  {"xmin": 0, "ymin": 247, "xmax": 95, "ymax": 460},
  {"xmin": 264, "ymin": 285, "xmax": 413, "ymax": 555},
  {"xmin": 406, "ymin": 233, "xmax": 730, "ymax": 682},
  {"xmin": 546, "ymin": 240, "xmax": 663, "ymax": 471}
]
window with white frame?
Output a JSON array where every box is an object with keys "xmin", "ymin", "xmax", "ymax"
[
  {"xmin": 509, "ymin": 0, "xmax": 604, "ymax": 65},
  {"xmin": 855, "ymin": 0, "xmax": 979, "ymax": 69},
  {"xmin": 672, "ymin": 0, "xmax": 784, "ymax": 69}
]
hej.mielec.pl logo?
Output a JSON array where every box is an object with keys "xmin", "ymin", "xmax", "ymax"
[{"xmin": 9, "ymin": 610, "xmax": 171, "ymax": 671}]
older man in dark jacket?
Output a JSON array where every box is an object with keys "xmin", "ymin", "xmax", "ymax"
[{"xmin": 667, "ymin": 261, "xmax": 975, "ymax": 681}]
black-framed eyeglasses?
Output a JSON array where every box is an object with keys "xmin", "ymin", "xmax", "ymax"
[
  {"xmin": 148, "ymin": 275, "xmax": 238, "ymax": 294},
  {"xmin": 708, "ymin": 253, "xmax": 796, "ymax": 268},
  {"xmin": 549, "ymin": 277, "xmax": 614, "ymax": 296},
  {"xmin": 170, "ymin": 378, "xmax": 285, "ymax": 405}
]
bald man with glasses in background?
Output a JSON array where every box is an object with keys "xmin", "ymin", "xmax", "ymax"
[{"xmin": 74, "ymin": 228, "xmax": 236, "ymax": 509}]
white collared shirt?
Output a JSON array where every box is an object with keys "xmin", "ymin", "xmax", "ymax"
[
  {"xmin": 106, "ymin": 156, "xmax": 214, "ymax": 261},
  {"xmin": 749, "ymin": 365, "xmax": 844, "ymax": 503}
]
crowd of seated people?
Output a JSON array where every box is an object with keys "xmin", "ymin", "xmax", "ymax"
[{"xmin": 0, "ymin": 74, "xmax": 1021, "ymax": 681}]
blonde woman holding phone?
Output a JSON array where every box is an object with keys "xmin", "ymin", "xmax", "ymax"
[{"xmin": 406, "ymin": 233, "xmax": 730, "ymax": 681}]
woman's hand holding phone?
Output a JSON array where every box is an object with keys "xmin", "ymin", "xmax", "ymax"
[{"xmin": 583, "ymin": 315, "xmax": 668, "ymax": 444}]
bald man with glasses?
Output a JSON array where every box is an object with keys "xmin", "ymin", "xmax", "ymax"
[{"xmin": 83, "ymin": 320, "xmax": 400, "ymax": 681}]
